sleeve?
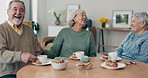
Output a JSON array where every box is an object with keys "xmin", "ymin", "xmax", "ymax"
[
  {"xmin": 43, "ymin": 29, "xmax": 65, "ymax": 59},
  {"xmin": 136, "ymin": 40, "xmax": 148, "ymax": 63},
  {"xmin": 35, "ymin": 37, "xmax": 44, "ymax": 53},
  {"xmin": 88, "ymin": 32, "xmax": 96, "ymax": 57},
  {"xmin": 0, "ymin": 29, "xmax": 22, "ymax": 63},
  {"xmin": 116, "ymin": 32, "xmax": 132, "ymax": 57}
]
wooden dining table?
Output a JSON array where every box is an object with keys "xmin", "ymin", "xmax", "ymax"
[{"xmin": 17, "ymin": 57, "xmax": 148, "ymax": 78}]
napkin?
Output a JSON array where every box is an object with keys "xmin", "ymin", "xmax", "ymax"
[
  {"xmin": 108, "ymin": 52, "xmax": 117, "ymax": 62},
  {"xmin": 80, "ymin": 56, "xmax": 90, "ymax": 63}
]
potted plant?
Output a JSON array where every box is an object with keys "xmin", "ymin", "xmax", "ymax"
[{"xmin": 32, "ymin": 21, "xmax": 40, "ymax": 36}]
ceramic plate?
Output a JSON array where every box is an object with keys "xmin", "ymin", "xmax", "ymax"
[
  {"xmin": 69, "ymin": 56, "xmax": 80, "ymax": 60},
  {"xmin": 99, "ymin": 56, "xmax": 107, "ymax": 61},
  {"xmin": 32, "ymin": 59, "xmax": 52, "ymax": 66},
  {"xmin": 115, "ymin": 57, "xmax": 122, "ymax": 61},
  {"xmin": 100, "ymin": 62, "xmax": 126, "ymax": 70}
]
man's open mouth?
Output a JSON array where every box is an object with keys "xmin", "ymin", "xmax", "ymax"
[{"xmin": 14, "ymin": 14, "xmax": 22, "ymax": 19}]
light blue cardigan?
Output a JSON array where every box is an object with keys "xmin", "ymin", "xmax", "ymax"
[{"xmin": 116, "ymin": 31, "xmax": 148, "ymax": 63}]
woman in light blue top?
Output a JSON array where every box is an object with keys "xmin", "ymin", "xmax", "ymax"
[{"xmin": 116, "ymin": 12, "xmax": 148, "ymax": 63}]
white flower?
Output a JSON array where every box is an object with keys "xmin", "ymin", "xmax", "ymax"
[
  {"xmin": 48, "ymin": 8, "xmax": 55, "ymax": 15},
  {"xmin": 48, "ymin": 8, "xmax": 61, "ymax": 21}
]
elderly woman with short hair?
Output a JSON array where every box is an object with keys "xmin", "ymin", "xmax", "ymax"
[
  {"xmin": 43, "ymin": 9, "xmax": 96, "ymax": 58},
  {"xmin": 116, "ymin": 12, "xmax": 148, "ymax": 63}
]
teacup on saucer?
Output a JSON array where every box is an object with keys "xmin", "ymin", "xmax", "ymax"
[{"xmin": 37, "ymin": 55, "xmax": 48, "ymax": 63}]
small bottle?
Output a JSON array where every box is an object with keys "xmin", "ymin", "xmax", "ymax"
[{"xmin": 63, "ymin": 21, "xmax": 67, "ymax": 26}]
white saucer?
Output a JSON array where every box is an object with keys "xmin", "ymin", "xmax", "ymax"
[
  {"xmin": 99, "ymin": 56, "xmax": 107, "ymax": 61},
  {"xmin": 100, "ymin": 62, "xmax": 126, "ymax": 70},
  {"xmin": 32, "ymin": 59, "xmax": 52, "ymax": 66},
  {"xmin": 100, "ymin": 56, "xmax": 122, "ymax": 61},
  {"xmin": 69, "ymin": 56, "xmax": 80, "ymax": 60},
  {"xmin": 115, "ymin": 57, "xmax": 122, "ymax": 61}
]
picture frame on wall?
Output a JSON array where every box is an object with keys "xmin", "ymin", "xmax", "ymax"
[
  {"xmin": 66, "ymin": 4, "xmax": 80, "ymax": 22},
  {"xmin": 112, "ymin": 10, "xmax": 133, "ymax": 28}
]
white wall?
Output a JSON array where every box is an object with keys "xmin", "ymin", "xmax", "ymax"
[{"xmin": 37, "ymin": 0, "xmax": 148, "ymax": 51}]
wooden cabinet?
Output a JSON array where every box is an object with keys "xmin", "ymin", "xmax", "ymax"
[{"xmin": 97, "ymin": 27, "xmax": 130, "ymax": 52}]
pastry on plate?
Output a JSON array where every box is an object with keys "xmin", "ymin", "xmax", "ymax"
[
  {"xmin": 105, "ymin": 60, "xmax": 112, "ymax": 65},
  {"xmin": 105, "ymin": 60, "xmax": 118, "ymax": 67},
  {"xmin": 70, "ymin": 55, "xmax": 77, "ymax": 59},
  {"xmin": 108, "ymin": 62, "xmax": 118, "ymax": 67},
  {"xmin": 34, "ymin": 61, "xmax": 42, "ymax": 64},
  {"xmin": 102, "ymin": 53, "xmax": 108, "ymax": 59},
  {"xmin": 53, "ymin": 59, "xmax": 65, "ymax": 63},
  {"xmin": 76, "ymin": 62, "xmax": 93, "ymax": 70}
]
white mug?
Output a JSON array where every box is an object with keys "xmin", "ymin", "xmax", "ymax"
[
  {"xmin": 108, "ymin": 52, "xmax": 117, "ymax": 62},
  {"xmin": 74, "ymin": 51, "xmax": 84, "ymax": 59},
  {"xmin": 37, "ymin": 55, "xmax": 48, "ymax": 63}
]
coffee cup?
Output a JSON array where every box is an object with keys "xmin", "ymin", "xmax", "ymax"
[
  {"xmin": 74, "ymin": 51, "xmax": 84, "ymax": 59},
  {"xmin": 108, "ymin": 52, "xmax": 117, "ymax": 62},
  {"xmin": 37, "ymin": 55, "xmax": 48, "ymax": 63}
]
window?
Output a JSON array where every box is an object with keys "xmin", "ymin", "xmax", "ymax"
[
  {"xmin": 0, "ymin": 0, "xmax": 37, "ymax": 24},
  {"xmin": 31, "ymin": 0, "xmax": 38, "ymax": 22},
  {"xmin": 0, "ymin": 0, "xmax": 11, "ymax": 24}
]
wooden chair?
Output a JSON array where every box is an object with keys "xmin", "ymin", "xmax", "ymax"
[
  {"xmin": 23, "ymin": 20, "xmax": 32, "ymax": 27},
  {"xmin": 41, "ymin": 36, "xmax": 55, "ymax": 50}
]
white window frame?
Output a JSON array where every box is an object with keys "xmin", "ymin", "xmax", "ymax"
[{"xmin": 0, "ymin": 0, "xmax": 11, "ymax": 24}]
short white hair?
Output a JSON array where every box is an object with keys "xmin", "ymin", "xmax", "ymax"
[
  {"xmin": 133, "ymin": 12, "xmax": 148, "ymax": 29},
  {"xmin": 68, "ymin": 9, "xmax": 86, "ymax": 27}
]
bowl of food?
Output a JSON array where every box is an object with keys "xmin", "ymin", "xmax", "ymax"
[{"xmin": 51, "ymin": 59, "xmax": 68, "ymax": 70}]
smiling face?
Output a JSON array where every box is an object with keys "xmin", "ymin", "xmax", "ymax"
[
  {"xmin": 130, "ymin": 16, "xmax": 144, "ymax": 34},
  {"xmin": 7, "ymin": 2, "xmax": 25, "ymax": 26},
  {"xmin": 73, "ymin": 11, "xmax": 87, "ymax": 27}
]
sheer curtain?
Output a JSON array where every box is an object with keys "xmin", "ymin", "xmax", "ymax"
[
  {"xmin": 0, "ymin": 0, "xmax": 11, "ymax": 24},
  {"xmin": 21, "ymin": 0, "xmax": 37, "ymax": 21},
  {"xmin": 22, "ymin": 0, "xmax": 32, "ymax": 20}
]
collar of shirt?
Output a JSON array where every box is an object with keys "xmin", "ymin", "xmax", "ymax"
[{"xmin": 7, "ymin": 20, "xmax": 23, "ymax": 35}]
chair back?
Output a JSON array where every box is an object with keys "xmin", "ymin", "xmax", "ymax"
[
  {"xmin": 41, "ymin": 36, "xmax": 55, "ymax": 50},
  {"xmin": 23, "ymin": 20, "xmax": 32, "ymax": 27}
]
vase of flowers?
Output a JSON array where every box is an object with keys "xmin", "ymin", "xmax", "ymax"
[
  {"xmin": 54, "ymin": 18, "xmax": 61, "ymax": 25},
  {"xmin": 99, "ymin": 17, "xmax": 108, "ymax": 28},
  {"xmin": 48, "ymin": 8, "xmax": 61, "ymax": 25}
]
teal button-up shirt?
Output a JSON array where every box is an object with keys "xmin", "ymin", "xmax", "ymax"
[{"xmin": 116, "ymin": 31, "xmax": 148, "ymax": 63}]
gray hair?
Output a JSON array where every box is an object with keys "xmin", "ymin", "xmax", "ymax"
[
  {"xmin": 8, "ymin": 0, "xmax": 26, "ymax": 10},
  {"xmin": 68, "ymin": 9, "xmax": 86, "ymax": 27},
  {"xmin": 133, "ymin": 12, "xmax": 148, "ymax": 29}
]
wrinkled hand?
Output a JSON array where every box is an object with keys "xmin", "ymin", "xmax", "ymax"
[{"xmin": 20, "ymin": 52, "xmax": 36, "ymax": 63}]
